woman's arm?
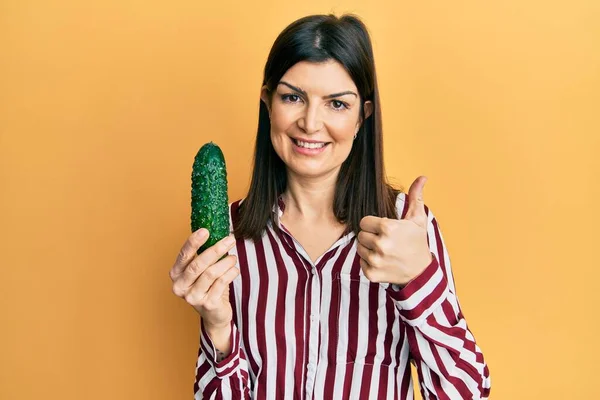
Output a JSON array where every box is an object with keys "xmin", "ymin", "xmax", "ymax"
[
  {"xmin": 385, "ymin": 207, "xmax": 491, "ymax": 399},
  {"xmin": 194, "ymin": 319, "xmax": 252, "ymax": 399}
]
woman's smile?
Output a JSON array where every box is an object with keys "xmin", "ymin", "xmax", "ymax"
[{"xmin": 290, "ymin": 137, "xmax": 331, "ymax": 155}]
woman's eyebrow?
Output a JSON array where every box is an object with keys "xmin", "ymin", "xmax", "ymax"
[{"xmin": 278, "ymin": 81, "xmax": 358, "ymax": 99}]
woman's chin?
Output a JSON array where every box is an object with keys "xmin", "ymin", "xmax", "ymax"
[{"xmin": 286, "ymin": 161, "xmax": 340, "ymax": 180}]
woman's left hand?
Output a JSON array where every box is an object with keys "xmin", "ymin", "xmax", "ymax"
[{"xmin": 357, "ymin": 176, "xmax": 433, "ymax": 286}]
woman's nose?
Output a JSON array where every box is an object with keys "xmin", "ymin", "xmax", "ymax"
[{"xmin": 297, "ymin": 104, "xmax": 324, "ymax": 134}]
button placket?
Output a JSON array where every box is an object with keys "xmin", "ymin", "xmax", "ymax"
[{"xmin": 304, "ymin": 265, "xmax": 321, "ymax": 398}]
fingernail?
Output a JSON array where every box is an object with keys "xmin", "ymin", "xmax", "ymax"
[{"xmin": 224, "ymin": 235, "xmax": 235, "ymax": 246}]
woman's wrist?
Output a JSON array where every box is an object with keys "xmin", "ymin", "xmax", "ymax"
[{"xmin": 204, "ymin": 321, "xmax": 232, "ymax": 359}]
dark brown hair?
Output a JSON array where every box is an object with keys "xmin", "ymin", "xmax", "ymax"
[{"xmin": 235, "ymin": 13, "xmax": 402, "ymax": 241}]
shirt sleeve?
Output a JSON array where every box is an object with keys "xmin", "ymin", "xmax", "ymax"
[
  {"xmin": 385, "ymin": 202, "xmax": 491, "ymax": 399},
  {"xmin": 193, "ymin": 319, "xmax": 251, "ymax": 399}
]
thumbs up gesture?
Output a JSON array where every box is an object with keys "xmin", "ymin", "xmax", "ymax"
[{"xmin": 357, "ymin": 176, "xmax": 434, "ymax": 286}]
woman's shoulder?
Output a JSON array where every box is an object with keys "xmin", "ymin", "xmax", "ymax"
[
  {"xmin": 393, "ymin": 191, "xmax": 409, "ymax": 218},
  {"xmin": 227, "ymin": 198, "xmax": 246, "ymax": 233},
  {"xmin": 229, "ymin": 198, "xmax": 245, "ymax": 209}
]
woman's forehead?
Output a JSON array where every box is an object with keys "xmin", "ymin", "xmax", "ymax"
[{"xmin": 279, "ymin": 60, "xmax": 357, "ymax": 94}]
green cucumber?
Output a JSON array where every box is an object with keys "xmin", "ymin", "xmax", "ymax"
[{"xmin": 191, "ymin": 142, "xmax": 230, "ymax": 255}]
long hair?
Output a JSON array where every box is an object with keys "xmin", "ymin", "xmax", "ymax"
[{"xmin": 235, "ymin": 13, "xmax": 402, "ymax": 241}]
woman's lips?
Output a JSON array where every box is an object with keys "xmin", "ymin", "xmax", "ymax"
[{"xmin": 290, "ymin": 137, "xmax": 330, "ymax": 155}]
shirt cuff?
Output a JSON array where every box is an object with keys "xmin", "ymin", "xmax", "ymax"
[
  {"xmin": 200, "ymin": 319, "xmax": 241, "ymax": 379},
  {"xmin": 385, "ymin": 254, "xmax": 450, "ymax": 326}
]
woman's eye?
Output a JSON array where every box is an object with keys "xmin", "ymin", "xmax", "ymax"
[
  {"xmin": 282, "ymin": 94, "xmax": 301, "ymax": 103},
  {"xmin": 331, "ymin": 100, "xmax": 348, "ymax": 110},
  {"xmin": 281, "ymin": 94, "xmax": 347, "ymax": 110}
]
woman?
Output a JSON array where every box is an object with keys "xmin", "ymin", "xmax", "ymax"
[{"xmin": 170, "ymin": 14, "xmax": 491, "ymax": 399}]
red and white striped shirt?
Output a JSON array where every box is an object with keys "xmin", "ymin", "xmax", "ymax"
[{"xmin": 194, "ymin": 193, "xmax": 491, "ymax": 399}]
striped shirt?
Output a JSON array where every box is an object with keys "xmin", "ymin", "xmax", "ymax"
[{"xmin": 194, "ymin": 193, "xmax": 491, "ymax": 399}]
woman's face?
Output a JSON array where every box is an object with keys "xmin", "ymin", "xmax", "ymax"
[{"xmin": 261, "ymin": 60, "xmax": 372, "ymax": 180}]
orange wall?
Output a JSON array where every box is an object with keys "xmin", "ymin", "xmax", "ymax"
[{"xmin": 1, "ymin": 1, "xmax": 598, "ymax": 399}]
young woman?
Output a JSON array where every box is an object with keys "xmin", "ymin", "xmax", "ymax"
[{"xmin": 170, "ymin": 14, "xmax": 491, "ymax": 400}]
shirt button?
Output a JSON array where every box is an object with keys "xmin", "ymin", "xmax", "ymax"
[{"xmin": 311, "ymin": 268, "xmax": 317, "ymax": 275}]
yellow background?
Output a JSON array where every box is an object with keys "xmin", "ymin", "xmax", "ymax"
[{"xmin": 1, "ymin": 0, "xmax": 598, "ymax": 399}]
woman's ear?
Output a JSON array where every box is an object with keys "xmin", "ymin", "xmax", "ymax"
[
  {"xmin": 356, "ymin": 100, "xmax": 374, "ymax": 132},
  {"xmin": 260, "ymin": 85, "xmax": 271, "ymax": 115},
  {"xmin": 363, "ymin": 100, "xmax": 373, "ymax": 120}
]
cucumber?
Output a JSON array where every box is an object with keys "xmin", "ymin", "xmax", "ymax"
[{"xmin": 191, "ymin": 142, "xmax": 230, "ymax": 255}]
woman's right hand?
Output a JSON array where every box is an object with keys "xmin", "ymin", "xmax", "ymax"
[{"xmin": 169, "ymin": 228, "xmax": 239, "ymax": 331}]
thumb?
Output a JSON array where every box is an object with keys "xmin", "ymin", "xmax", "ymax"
[{"xmin": 404, "ymin": 176, "xmax": 428, "ymax": 226}]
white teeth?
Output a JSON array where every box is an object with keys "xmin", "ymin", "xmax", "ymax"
[{"xmin": 295, "ymin": 140, "xmax": 326, "ymax": 149}]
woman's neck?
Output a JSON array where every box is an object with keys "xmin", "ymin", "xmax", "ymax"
[{"xmin": 282, "ymin": 169, "xmax": 339, "ymax": 222}]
